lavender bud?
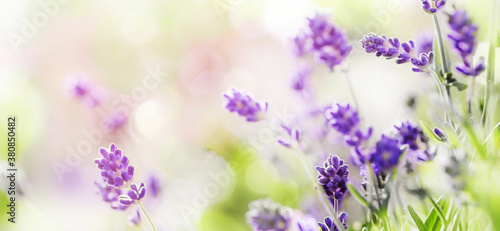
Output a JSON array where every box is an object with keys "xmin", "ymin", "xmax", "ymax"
[
  {"xmin": 223, "ymin": 88, "xmax": 268, "ymax": 122},
  {"xmin": 318, "ymin": 213, "xmax": 348, "ymax": 231},
  {"xmin": 246, "ymin": 199, "xmax": 293, "ymax": 231}
]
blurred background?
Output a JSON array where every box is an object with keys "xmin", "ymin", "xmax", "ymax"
[{"xmin": 0, "ymin": 0, "xmax": 493, "ymax": 230}]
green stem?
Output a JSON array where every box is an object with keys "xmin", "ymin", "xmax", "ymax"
[
  {"xmin": 432, "ymin": 14, "xmax": 451, "ymax": 75},
  {"xmin": 139, "ymin": 202, "xmax": 157, "ymax": 231},
  {"xmin": 481, "ymin": 0, "xmax": 498, "ymax": 128},
  {"xmin": 467, "ymin": 77, "xmax": 476, "ymax": 114}
]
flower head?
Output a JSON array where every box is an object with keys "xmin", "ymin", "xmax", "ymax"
[
  {"xmin": 246, "ymin": 199, "xmax": 293, "ymax": 231},
  {"xmin": 94, "ymin": 144, "xmax": 135, "ymax": 187},
  {"xmin": 94, "ymin": 180, "xmax": 129, "ymax": 210},
  {"xmin": 316, "ymin": 155, "xmax": 349, "ymax": 200},
  {"xmin": 318, "ymin": 213, "xmax": 348, "ymax": 231},
  {"xmin": 420, "ymin": 0, "xmax": 446, "ymax": 14},
  {"xmin": 447, "ymin": 9, "xmax": 485, "ymax": 77},
  {"xmin": 295, "ymin": 13, "xmax": 352, "ymax": 70},
  {"xmin": 394, "ymin": 121, "xmax": 432, "ymax": 162},
  {"xmin": 223, "ymin": 88, "xmax": 268, "ymax": 122},
  {"xmin": 369, "ymin": 135, "xmax": 403, "ymax": 174},
  {"xmin": 147, "ymin": 175, "xmax": 161, "ymax": 198},
  {"xmin": 361, "ymin": 33, "xmax": 433, "ymax": 72},
  {"xmin": 325, "ymin": 104, "xmax": 359, "ymax": 135},
  {"xmin": 118, "ymin": 182, "xmax": 147, "ymax": 206},
  {"xmin": 292, "ymin": 215, "xmax": 317, "ymax": 231}
]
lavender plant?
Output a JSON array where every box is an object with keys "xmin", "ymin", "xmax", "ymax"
[{"xmin": 224, "ymin": 3, "xmax": 500, "ymax": 230}]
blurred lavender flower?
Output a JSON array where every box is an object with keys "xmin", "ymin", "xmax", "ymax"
[
  {"xmin": 433, "ymin": 127, "xmax": 447, "ymax": 141},
  {"xmin": 447, "ymin": 9, "xmax": 485, "ymax": 77},
  {"xmin": 277, "ymin": 124, "xmax": 302, "ymax": 148},
  {"xmin": 118, "ymin": 182, "xmax": 146, "ymax": 206},
  {"xmin": 369, "ymin": 135, "xmax": 403, "ymax": 174},
  {"xmin": 94, "ymin": 144, "xmax": 135, "ymax": 187},
  {"xmin": 361, "ymin": 33, "xmax": 434, "ymax": 72},
  {"xmin": 416, "ymin": 32, "xmax": 434, "ymax": 55},
  {"xmin": 147, "ymin": 175, "xmax": 161, "ymax": 197},
  {"xmin": 65, "ymin": 74, "xmax": 103, "ymax": 108},
  {"xmin": 420, "ymin": 0, "xmax": 446, "ymax": 14},
  {"xmin": 246, "ymin": 198, "xmax": 293, "ymax": 231},
  {"xmin": 104, "ymin": 111, "xmax": 128, "ymax": 132},
  {"xmin": 294, "ymin": 13, "xmax": 352, "ymax": 70},
  {"xmin": 291, "ymin": 66, "xmax": 311, "ymax": 91},
  {"xmin": 316, "ymin": 155, "xmax": 349, "ymax": 200},
  {"xmin": 318, "ymin": 213, "xmax": 348, "ymax": 231},
  {"xmin": 128, "ymin": 208, "xmax": 141, "ymax": 226},
  {"xmin": 94, "ymin": 180, "xmax": 129, "ymax": 210},
  {"xmin": 223, "ymin": 88, "xmax": 268, "ymax": 122},
  {"xmin": 394, "ymin": 121, "xmax": 432, "ymax": 161},
  {"xmin": 292, "ymin": 215, "xmax": 317, "ymax": 231},
  {"xmin": 325, "ymin": 104, "xmax": 372, "ymax": 148}
]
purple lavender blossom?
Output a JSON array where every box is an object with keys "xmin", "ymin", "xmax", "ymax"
[
  {"xmin": 246, "ymin": 199, "xmax": 293, "ymax": 231},
  {"xmin": 361, "ymin": 33, "xmax": 434, "ymax": 72},
  {"xmin": 292, "ymin": 66, "xmax": 311, "ymax": 91},
  {"xmin": 94, "ymin": 180, "xmax": 129, "ymax": 210},
  {"xmin": 104, "ymin": 111, "xmax": 128, "ymax": 132},
  {"xmin": 318, "ymin": 213, "xmax": 348, "ymax": 231},
  {"xmin": 325, "ymin": 104, "xmax": 372, "ymax": 147},
  {"xmin": 316, "ymin": 155, "xmax": 349, "ymax": 200},
  {"xmin": 292, "ymin": 215, "xmax": 317, "ymax": 231},
  {"xmin": 420, "ymin": 0, "xmax": 446, "ymax": 14},
  {"xmin": 223, "ymin": 88, "xmax": 268, "ymax": 122},
  {"xmin": 118, "ymin": 182, "xmax": 147, "ymax": 206},
  {"xmin": 447, "ymin": 9, "xmax": 485, "ymax": 77},
  {"xmin": 94, "ymin": 144, "xmax": 135, "ymax": 187},
  {"xmin": 433, "ymin": 127, "xmax": 447, "ymax": 141},
  {"xmin": 147, "ymin": 175, "xmax": 161, "ymax": 198},
  {"xmin": 394, "ymin": 121, "xmax": 433, "ymax": 162},
  {"xmin": 416, "ymin": 32, "xmax": 434, "ymax": 55},
  {"xmin": 369, "ymin": 135, "xmax": 403, "ymax": 174},
  {"xmin": 277, "ymin": 124, "xmax": 302, "ymax": 148},
  {"xmin": 128, "ymin": 208, "xmax": 141, "ymax": 226},
  {"xmin": 294, "ymin": 13, "xmax": 352, "ymax": 70}
]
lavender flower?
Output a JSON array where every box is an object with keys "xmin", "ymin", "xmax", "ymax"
[
  {"xmin": 104, "ymin": 111, "xmax": 128, "ymax": 132},
  {"xmin": 394, "ymin": 121, "xmax": 431, "ymax": 160},
  {"xmin": 420, "ymin": 0, "xmax": 446, "ymax": 14},
  {"xmin": 128, "ymin": 208, "xmax": 141, "ymax": 226},
  {"xmin": 416, "ymin": 32, "xmax": 434, "ymax": 55},
  {"xmin": 118, "ymin": 182, "xmax": 146, "ymax": 206},
  {"xmin": 292, "ymin": 215, "xmax": 317, "ymax": 231},
  {"xmin": 325, "ymin": 104, "xmax": 372, "ymax": 147},
  {"xmin": 447, "ymin": 9, "xmax": 485, "ymax": 77},
  {"xmin": 65, "ymin": 74, "xmax": 90, "ymax": 98},
  {"xmin": 94, "ymin": 180, "xmax": 129, "ymax": 210},
  {"xmin": 318, "ymin": 213, "xmax": 348, "ymax": 231},
  {"xmin": 294, "ymin": 13, "xmax": 352, "ymax": 70},
  {"xmin": 223, "ymin": 88, "xmax": 268, "ymax": 122},
  {"xmin": 433, "ymin": 127, "xmax": 447, "ymax": 141},
  {"xmin": 94, "ymin": 144, "xmax": 135, "ymax": 187},
  {"xmin": 361, "ymin": 33, "xmax": 434, "ymax": 72},
  {"xmin": 369, "ymin": 135, "xmax": 403, "ymax": 174},
  {"xmin": 292, "ymin": 66, "xmax": 311, "ymax": 91},
  {"xmin": 246, "ymin": 199, "xmax": 293, "ymax": 231},
  {"xmin": 277, "ymin": 124, "xmax": 302, "ymax": 148},
  {"xmin": 147, "ymin": 175, "xmax": 161, "ymax": 198},
  {"xmin": 316, "ymin": 155, "xmax": 349, "ymax": 200}
]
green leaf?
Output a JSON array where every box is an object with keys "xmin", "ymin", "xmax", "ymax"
[
  {"xmin": 424, "ymin": 196, "xmax": 447, "ymax": 231},
  {"xmin": 450, "ymin": 210, "xmax": 462, "ymax": 231},
  {"xmin": 347, "ymin": 183, "xmax": 370, "ymax": 209},
  {"xmin": 391, "ymin": 146, "xmax": 408, "ymax": 182},
  {"xmin": 420, "ymin": 120, "xmax": 444, "ymax": 142},
  {"xmin": 408, "ymin": 206, "xmax": 428, "ymax": 231},
  {"xmin": 427, "ymin": 196, "xmax": 447, "ymax": 226},
  {"xmin": 451, "ymin": 81, "xmax": 467, "ymax": 91}
]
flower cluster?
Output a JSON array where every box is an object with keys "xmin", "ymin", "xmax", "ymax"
[
  {"xmin": 246, "ymin": 199, "xmax": 293, "ymax": 231},
  {"xmin": 316, "ymin": 155, "xmax": 349, "ymax": 200},
  {"xmin": 223, "ymin": 88, "xmax": 268, "ymax": 122},
  {"xmin": 318, "ymin": 213, "xmax": 348, "ymax": 231},
  {"xmin": 447, "ymin": 9, "xmax": 485, "ymax": 77},
  {"xmin": 368, "ymin": 135, "xmax": 403, "ymax": 175},
  {"xmin": 294, "ymin": 13, "xmax": 352, "ymax": 70},
  {"xmin": 64, "ymin": 74, "xmax": 103, "ymax": 108},
  {"xmin": 394, "ymin": 121, "xmax": 432, "ymax": 161},
  {"xmin": 420, "ymin": 0, "xmax": 446, "ymax": 14},
  {"xmin": 361, "ymin": 33, "xmax": 434, "ymax": 73},
  {"xmin": 94, "ymin": 144, "xmax": 147, "ymax": 211}
]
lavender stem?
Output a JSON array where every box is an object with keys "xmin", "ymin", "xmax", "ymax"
[{"xmin": 139, "ymin": 202, "xmax": 157, "ymax": 231}]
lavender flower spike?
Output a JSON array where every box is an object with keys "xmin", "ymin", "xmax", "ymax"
[
  {"xmin": 246, "ymin": 198, "xmax": 293, "ymax": 231},
  {"xmin": 316, "ymin": 155, "xmax": 349, "ymax": 200},
  {"xmin": 94, "ymin": 143, "xmax": 135, "ymax": 187},
  {"xmin": 361, "ymin": 33, "xmax": 434, "ymax": 72},
  {"xmin": 325, "ymin": 103, "xmax": 372, "ymax": 147},
  {"xmin": 318, "ymin": 213, "xmax": 348, "ymax": 231},
  {"xmin": 223, "ymin": 87, "xmax": 268, "ymax": 122},
  {"xmin": 294, "ymin": 13, "xmax": 352, "ymax": 70},
  {"xmin": 94, "ymin": 180, "xmax": 129, "ymax": 210},
  {"xmin": 447, "ymin": 9, "xmax": 486, "ymax": 77},
  {"xmin": 369, "ymin": 135, "xmax": 403, "ymax": 174},
  {"xmin": 420, "ymin": 0, "xmax": 446, "ymax": 14},
  {"xmin": 118, "ymin": 182, "xmax": 147, "ymax": 206}
]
